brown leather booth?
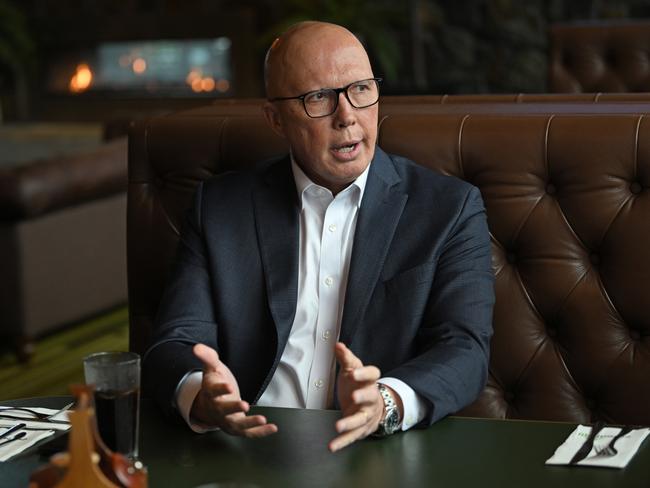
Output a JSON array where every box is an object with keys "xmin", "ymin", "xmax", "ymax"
[
  {"xmin": 1, "ymin": 138, "xmax": 128, "ymax": 360},
  {"xmin": 549, "ymin": 21, "xmax": 650, "ymax": 93},
  {"xmin": 128, "ymin": 101, "xmax": 650, "ymax": 425}
]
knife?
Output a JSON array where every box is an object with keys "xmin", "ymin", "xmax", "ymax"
[
  {"xmin": 0, "ymin": 431, "xmax": 27, "ymax": 447},
  {"xmin": 0, "ymin": 423, "xmax": 25, "ymax": 440},
  {"xmin": 570, "ymin": 421, "xmax": 605, "ymax": 465}
]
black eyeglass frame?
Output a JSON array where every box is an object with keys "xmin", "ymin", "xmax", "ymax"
[{"xmin": 268, "ymin": 77, "xmax": 383, "ymax": 118}]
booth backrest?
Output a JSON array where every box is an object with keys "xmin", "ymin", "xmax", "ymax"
[
  {"xmin": 128, "ymin": 102, "xmax": 650, "ymax": 424},
  {"xmin": 550, "ymin": 21, "xmax": 650, "ymax": 93}
]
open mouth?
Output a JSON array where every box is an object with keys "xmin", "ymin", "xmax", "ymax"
[{"xmin": 332, "ymin": 142, "xmax": 359, "ymax": 154}]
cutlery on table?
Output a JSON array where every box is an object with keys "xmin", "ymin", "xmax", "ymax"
[
  {"xmin": 0, "ymin": 423, "xmax": 25, "ymax": 440},
  {"xmin": 0, "ymin": 402, "xmax": 73, "ymax": 423},
  {"xmin": 570, "ymin": 420, "xmax": 605, "ymax": 465},
  {"xmin": 595, "ymin": 425, "xmax": 634, "ymax": 457},
  {"xmin": 0, "ymin": 431, "xmax": 27, "ymax": 447}
]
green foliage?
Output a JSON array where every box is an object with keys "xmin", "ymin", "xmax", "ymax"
[{"xmin": 0, "ymin": 0, "xmax": 34, "ymax": 76}]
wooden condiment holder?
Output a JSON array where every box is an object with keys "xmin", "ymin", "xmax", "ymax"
[{"xmin": 29, "ymin": 385, "xmax": 147, "ymax": 488}]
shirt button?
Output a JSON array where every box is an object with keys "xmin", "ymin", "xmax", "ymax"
[
  {"xmin": 314, "ymin": 379, "xmax": 324, "ymax": 389},
  {"xmin": 324, "ymin": 276, "xmax": 334, "ymax": 286},
  {"xmin": 322, "ymin": 329, "xmax": 331, "ymax": 341},
  {"xmin": 328, "ymin": 223, "xmax": 337, "ymax": 233}
]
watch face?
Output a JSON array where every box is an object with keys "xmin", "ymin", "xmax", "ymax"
[{"xmin": 385, "ymin": 407, "xmax": 400, "ymax": 433}]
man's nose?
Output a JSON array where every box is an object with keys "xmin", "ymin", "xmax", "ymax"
[{"xmin": 333, "ymin": 92, "xmax": 356, "ymax": 128}]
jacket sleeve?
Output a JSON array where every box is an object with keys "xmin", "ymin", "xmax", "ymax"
[
  {"xmin": 386, "ymin": 186, "xmax": 495, "ymax": 426},
  {"xmin": 142, "ymin": 182, "xmax": 218, "ymax": 418}
]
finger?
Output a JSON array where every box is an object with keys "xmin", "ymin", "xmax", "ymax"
[
  {"xmin": 202, "ymin": 380, "xmax": 234, "ymax": 398},
  {"xmin": 335, "ymin": 409, "xmax": 370, "ymax": 434},
  {"xmin": 335, "ymin": 342, "xmax": 363, "ymax": 371},
  {"xmin": 226, "ymin": 414, "xmax": 271, "ymax": 431},
  {"xmin": 350, "ymin": 365, "xmax": 381, "ymax": 383},
  {"xmin": 241, "ymin": 423, "xmax": 279, "ymax": 438},
  {"xmin": 329, "ymin": 424, "xmax": 367, "ymax": 453},
  {"xmin": 213, "ymin": 399, "xmax": 249, "ymax": 416},
  {"xmin": 193, "ymin": 343, "xmax": 221, "ymax": 374},
  {"xmin": 352, "ymin": 384, "xmax": 381, "ymax": 405}
]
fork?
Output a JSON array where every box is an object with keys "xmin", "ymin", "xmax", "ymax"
[
  {"xmin": 595, "ymin": 426, "xmax": 634, "ymax": 457},
  {"xmin": 0, "ymin": 402, "xmax": 73, "ymax": 423},
  {"xmin": 0, "ymin": 407, "xmax": 53, "ymax": 420}
]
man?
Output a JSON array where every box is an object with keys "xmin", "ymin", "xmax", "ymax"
[{"xmin": 143, "ymin": 21, "xmax": 494, "ymax": 453}]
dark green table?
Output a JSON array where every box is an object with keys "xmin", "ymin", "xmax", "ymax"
[{"xmin": 2, "ymin": 397, "xmax": 649, "ymax": 488}]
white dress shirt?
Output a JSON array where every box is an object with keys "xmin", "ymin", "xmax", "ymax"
[{"xmin": 175, "ymin": 159, "xmax": 427, "ymax": 432}]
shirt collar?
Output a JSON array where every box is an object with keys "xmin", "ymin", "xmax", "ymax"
[{"xmin": 290, "ymin": 154, "xmax": 370, "ymax": 210}]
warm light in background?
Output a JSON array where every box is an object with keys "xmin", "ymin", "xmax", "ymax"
[
  {"xmin": 216, "ymin": 79, "xmax": 230, "ymax": 93},
  {"xmin": 186, "ymin": 69, "xmax": 224, "ymax": 92},
  {"xmin": 132, "ymin": 58, "xmax": 147, "ymax": 74},
  {"xmin": 201, "ymin": 77, "xmax": 215, "ymax": 91},
  {"xmin": 186, "ymin": 69, "xmax": 201, "ymax": 85},
  {"xmin": 69, "ymin": 64, "xmax": 93, "ymax": 93},
  {"xmin": 51, "ymin": 38, "xmax": 232, "ymax": 96}
]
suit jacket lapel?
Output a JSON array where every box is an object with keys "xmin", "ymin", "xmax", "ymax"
[
  {"xmin": 252, "ymin": 157, "xmax": 299, "ymax": 363},
  {"xmin": 339, "ymin": 148, "xmax": 408, "ymax": 347}
]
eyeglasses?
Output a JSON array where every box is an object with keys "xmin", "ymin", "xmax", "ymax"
[{"xmin": 268, "ymin": 78, "xmax": 382, "ymax": 118}]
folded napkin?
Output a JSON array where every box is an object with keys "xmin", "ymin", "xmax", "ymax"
[
  {"xmin": 0, "ymin": 406, "xmax": 71, "ymax": 462},
  {"xmin": 0, "ymin": 427, "xmax": 56, "ymax": 462},
  {"xmin": 546, "ymin": 425, "xmax": 650, "ymax": 468}
]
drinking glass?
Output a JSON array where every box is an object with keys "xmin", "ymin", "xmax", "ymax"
[{"xmin": 83, "ymin": 351, "xmax": 140, "ymax": 459}]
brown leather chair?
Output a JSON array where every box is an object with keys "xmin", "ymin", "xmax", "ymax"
[
  {"xmin": 549, "ymin": 21, "xmax": 650, "ymax": 93},
  {"xmin": 128, "ymin": 102, "xmax": 650, "ymax": 425}
]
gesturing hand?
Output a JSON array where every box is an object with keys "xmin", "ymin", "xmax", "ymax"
[
  {"xmin": 191, "ymin": 343, "xmax": 278, "ymax": 438},
  {"xmin": 329, "ymin": 342, "xmax": 384, "ymax": 452}
]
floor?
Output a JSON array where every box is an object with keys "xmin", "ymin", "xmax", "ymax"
[{"xmin": 0, "ymin": 306, "xmax": 129, "ymax": 401}]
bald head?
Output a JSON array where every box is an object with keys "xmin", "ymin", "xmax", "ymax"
[
  {"xmin": 264, "ymin": 21, "xmax": 372, "ymax": 99},
  {"xmin": 261, "ymin": 21, "xmax": 379, "ymax": 194}
]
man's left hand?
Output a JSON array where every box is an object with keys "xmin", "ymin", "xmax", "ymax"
[{"xmin": 329, "ymin": 342, "xmax": 384, "ymax": 452}]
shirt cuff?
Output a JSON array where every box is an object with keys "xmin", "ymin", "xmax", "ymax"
[
  {"xmin": 378, "ymin": 377, "xmax": 428, "ymax": 431},
  {"xmin": 175, "ymin": 370, "xmax": 219, "ymax": 433}
]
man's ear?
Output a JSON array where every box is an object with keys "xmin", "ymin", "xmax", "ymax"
[{"xmin": 262, "ymin": 102, "xmax": 287, "ymax": 139}]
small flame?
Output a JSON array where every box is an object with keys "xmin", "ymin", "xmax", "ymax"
[{"xmin": 69, "ymin": 64, "xmax": 93, "ymax": 93}]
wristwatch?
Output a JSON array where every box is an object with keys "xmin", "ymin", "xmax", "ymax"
[{"xmin": 374, "ymin": 384, "xmax": 401, "ymax": 437}]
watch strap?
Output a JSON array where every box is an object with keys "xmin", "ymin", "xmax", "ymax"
[{"xmin": 374, "ymin": 384, "xmax": 401, "ymax": 437}]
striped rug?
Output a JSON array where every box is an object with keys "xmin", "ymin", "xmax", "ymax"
[{"xmin": 0, "ymin": 307, "xmax": 129, "ymax": 401}]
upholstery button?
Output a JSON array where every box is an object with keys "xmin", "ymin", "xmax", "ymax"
[
  {"xmin": 506, "ymin": 252, "xmax": 516, "ymax": 264},
  {"xmin": 547, "ymin": 326, "xmax": 557, "ymax": 338},
  {"xmin": 629, "ymin": 328, "xmax": 641, "ymax": 341},
  {"xmin": 586, "ymin": 398, "xmax": 596, "ymax": 410},
  {"xmin": 630, "ymin": 182, "xmax": 642, "ymax": 194},
  {"xmin": 504, "ymin": 391, "xmax": 515, "ymax": 403},
  {"xmin": 590, "ymin": 253, "xmax": 600, "ymax": 265},
  {"xmin": 546, "ymin": 183, "xmax": 556, "ymax": 195}
]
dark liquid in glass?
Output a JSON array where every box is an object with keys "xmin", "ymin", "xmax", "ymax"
[{"xmin": 94, "ymin": 388, "xmax": 139, "ymax": 457}]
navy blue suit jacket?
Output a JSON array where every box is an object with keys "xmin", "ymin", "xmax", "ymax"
[{"xmin": 143, "ymin": 147, "xmax": 495, "ymax": 427}]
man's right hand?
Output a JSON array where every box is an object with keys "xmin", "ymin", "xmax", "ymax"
[{"xmin": 190, "ymin": 343, "xmax": 278, "ymax": 438}]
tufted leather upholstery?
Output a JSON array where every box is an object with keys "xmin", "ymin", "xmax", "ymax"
[
  {"xmin": 549, "ymin": 21, "xmax": 650, "ymax": 93},
  {"xmin": 128, "ymin": 102, "xmax": 650, "ymax": 424}
]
